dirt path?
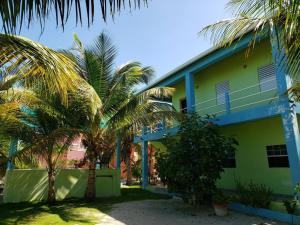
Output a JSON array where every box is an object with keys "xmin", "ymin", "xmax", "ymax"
[{"xmin": 100, "ymin": 199, "xmax": 289, "ymax": 225}]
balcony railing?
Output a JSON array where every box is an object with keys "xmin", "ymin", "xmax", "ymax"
[
  {"xmin": 194, "ymin": 78, "xmax": 278, "ymax": 116},
  {"xmin": 137, "ymin": 78, "xmax": 279, "ymax": 137}
]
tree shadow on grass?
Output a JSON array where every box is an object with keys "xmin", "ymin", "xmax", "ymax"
[
  {"xmin": 0, "ymin": 200, "xmax": 111, "ymax": 225},
  {"xmin": 0, "ymin": 188, "xmax": 170, "ymax": 225}
]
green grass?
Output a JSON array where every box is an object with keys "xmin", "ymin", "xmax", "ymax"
[{"xmin": 0, "ymin": 187, "xmax": 170, "ymax": 225}]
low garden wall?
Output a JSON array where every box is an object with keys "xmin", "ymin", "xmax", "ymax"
[{"xmin": 3, "ymin": 169, "xmax": 120, "ymax": 203}]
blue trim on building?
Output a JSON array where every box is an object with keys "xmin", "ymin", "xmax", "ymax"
[
  {"xmin": 185, "ymin": 72, "xmax": 195, "ymax": 112},
  {"xmin": 134, "ymin": 101, "xmax": 283, "ymax": 143},
  {"xmin": 271, "ymin": 27, "xmax": 300, "ymax": 187},
  {"xmin": 141, "ymin": 140, "xmax": 149, "ymax": 188},
  {"xmin": 229, "ymin": 203, "xmax": 300, "ymax": 224},
  {"xmin": 7, "ymin": 138, "xmax": 18, "ymax": 170}
]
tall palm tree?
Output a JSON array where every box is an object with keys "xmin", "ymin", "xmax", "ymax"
[
  {"xmin": 200, "ymin": 0, "xmax": 300, "ymax": 96},
  {"xmin": 0, "ymin": 88, "xmax": 89, "ymax": 203},
  {"xmin": 0, "ymin": 34, "xmax": 101, "ymax": 203},
  {"xmin": 68, "ymin": 32, "xmax": 175, "ymax": 201},
  {"xmin": 0, "ymin": 0, "xmax": 149, "ymax": 34}
]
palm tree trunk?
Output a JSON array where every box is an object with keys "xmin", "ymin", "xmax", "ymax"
[
  {"xmin": 47, "ymin": 168, "xmax": 56, "ymax": 203},
  {"xmin": 85, "ymin": 160, "xmax": 96, "ymax": 201},
  {"xmin": 126, "ymin": 152, "xmax": 132, "ymax": 185}
]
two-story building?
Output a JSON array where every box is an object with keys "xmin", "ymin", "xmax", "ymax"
[{"xmin": 133, "ymin": 32, "xmax": 300, "ymax": 196}]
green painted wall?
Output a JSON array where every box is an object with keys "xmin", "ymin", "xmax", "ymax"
[
  {"xmin": 151, "ymin": 117, "xmax": 293, "ymax": 195},
  {"xmin": 218, "ymin": 116, "xmax": 292, "ymax": 195},
  {"xmin": 171, "ymin": 41, "xmax": 275, "ymax": 116},
  {"xmin": 3, "ymin": 169, "xmax": 121, "ymax": 203}
]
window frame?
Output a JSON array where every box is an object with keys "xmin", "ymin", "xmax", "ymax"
[
  {"xmin": 266, "ymin": 144, "xmax": 290, "ymax": 168},
  {"xmin": 216, "ymin": 80, "xmax": 230, "ymax": 105},
  {"xmin": 258, "ymin": 63, "xmax": 277, "ymax": 92}
]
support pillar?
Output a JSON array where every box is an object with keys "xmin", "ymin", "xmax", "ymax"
[
  {"xmin": 7, "ymin": 138, "xmax": 18, "ymax": 170},
  {"xmin": 271, "ymin": 27, "xmax": 300, "ymax": 186},
  {"xmin": 141, "ymin": 140, "xmax": 149, "ymax": 188},
  {"xmin": 116, "ymin": 135, "xmax": 121, "ymax": 169},
  {"xmin": 185, "ymin": 72, "xmax": 195, "ymax": 113}
]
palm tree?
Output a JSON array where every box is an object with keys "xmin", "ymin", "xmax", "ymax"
[
  {"xmin": 0, "ymin": 34, "xmax": 100, "ymax": 173},
  {"xmin": 200, "ymin": 0, "xmax": 300, "ymax": 96},
  {"xmin": 0, "ymin": 88, "xmax": 87, "ymax": 203},
  {"xmin": 68, "ymin": 32, "xmax": 175, "ymax": 201},
  {"xmin": 120, "ymin": 126, "xmax": 135, "ymax": 185},
  {"xmin": 0, "ymin": 0, "xmax": 149, "ymax": 34},
  {"xmin": 0, "ymin": 34, "xmax": 101, "ymax": 203}
]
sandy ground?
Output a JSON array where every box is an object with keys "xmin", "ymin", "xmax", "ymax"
[{"xmin": 100, "ymin": 199, "xmax": 289, "ymax": 225}]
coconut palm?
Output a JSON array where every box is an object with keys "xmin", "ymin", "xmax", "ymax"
[
  {"xmin": 0, "ymin": 0, "xmax": 149, "ymax": 34},
  {"xmin": 0, "ymin": 34, "xmax": 102, "ymax": 202},
  {"xmin": 0, "ymin": 87, "xmax": 89, "ymax": 203},
  {"xmin": 200, "ymin": 0, "xmax": 300, "ymax": 96},
  {"xmin": 0, "ymin": 34, "xmax": 100, "ymax": 174},
  {"xmin": 68, "ymin": 32, "xmax": 175, "ymax": 201}
]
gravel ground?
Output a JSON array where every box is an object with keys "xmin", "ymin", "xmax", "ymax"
[{"xmin": 101, "ymin": 199, "xmax": 289, "ymax": 225}]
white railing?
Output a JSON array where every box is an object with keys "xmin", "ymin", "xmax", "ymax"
[{"xmin": 138, "ymin": 78, "xmax": 279, "ymax": 136}]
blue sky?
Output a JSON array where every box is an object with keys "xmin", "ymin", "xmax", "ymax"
[{"xmin": 20, "ymin": 0, "xmax": 230, "ymax": 81}]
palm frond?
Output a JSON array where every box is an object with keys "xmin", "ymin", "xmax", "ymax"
[
  {"xmin": 0, "ymin": 0, "xmax": 149, "ymax": 34},
  {"xmin": 0, "ymin": 34, "xmax": 85, "ymax": 105}
]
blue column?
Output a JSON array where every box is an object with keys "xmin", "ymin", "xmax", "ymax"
[
  {"xmin": 116, "ymin": 135, "xmax": 121, "ymax": 169},
  {"xmin": 7, "ymin": 138, "xmax": 18, "ymax": 170},
  {"xmin": 141, "ymin": 140, "xmax": 149, "ymax": 188},
  {"xmin": 225, "ymin": 92, "xmax": 231, "ymax": 114},
  {"xmin": 271, "ymin": 28, "xmax": 300, "ymax": 186},
  {"xmin": 185, "ymin": 72, "xmax": 195, "ymax": 113}
]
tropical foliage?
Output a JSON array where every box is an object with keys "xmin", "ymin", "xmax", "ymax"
[
  {"xmin": 64, "ymin": 32, "xmax": 174, "ymax": 201},
  {"xmin": 155, "ymin": 113, "xmax": 238, "ymax": 204},
  {"xmin": 0, "ymin": 34, "xmax": 100, "ymax": 202},
  {"xmin": 0, "ymin": 0, "xmax": 149, "ymax": 33},
  {"xmin": 200, "ymin": 0, "xmax": 300, "ymax": 96}
]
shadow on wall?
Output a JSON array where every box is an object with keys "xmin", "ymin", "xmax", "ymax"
[{"xmin": 3, "ymin": 169, "xmax": 120, "ymax": 203}]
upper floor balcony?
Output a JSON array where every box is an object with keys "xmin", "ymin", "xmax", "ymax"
[{"xmin": 135, "ymin": 71, "xmax": 283, "ymax": 143}]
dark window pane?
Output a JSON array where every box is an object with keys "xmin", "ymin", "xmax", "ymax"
[
  {"xmin": 224, "ymin": 158, "xmax": 236, "ymax": 168},
  {"xmin": 266, "ymin": 144, "xmax": 289, "ymax": 168},
  {"xmin": 180, "ymin": 98, "xmax": 187, "ymax": 113},
  {"xmin": 268, "ymin": 156, "xmax": 290, "ymax": 168}
]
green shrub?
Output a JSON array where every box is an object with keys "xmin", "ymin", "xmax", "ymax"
[
  {"xmin": 155, "ymin": 112, "xmax": 238, "ymax": 203},
  {"xmin": 282, "ymin": 183, "xmax": 300, "ymax": 214},
  {"xmin": 212, "ymin": 190, "xmax": 228, "ymax": 205},
  {"xmin": 235, "ymin": 179, "xmax": 273, "ymax": 209}
]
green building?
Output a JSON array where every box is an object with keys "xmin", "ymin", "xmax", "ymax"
[{"xmin": 134, "ymin": 32, "xmax": 300, "ymax": 196}]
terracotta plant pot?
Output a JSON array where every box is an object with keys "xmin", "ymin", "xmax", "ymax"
[{"xmin": 213, "ymin": 203, "xmax": 228, "ymax": 216}]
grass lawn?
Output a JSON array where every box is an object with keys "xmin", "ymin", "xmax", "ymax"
[{"xmin": 0, "ymin": 187, "xmax": 170, "ymax": 225}]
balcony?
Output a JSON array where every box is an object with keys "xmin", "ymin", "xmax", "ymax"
[
  {"xmin": 195, "ymin": 78, "xmax": 278, "ymax": 116},
  {"xmin": 135, "ymin": 78, "xmax": 280, "ymax": 142}
]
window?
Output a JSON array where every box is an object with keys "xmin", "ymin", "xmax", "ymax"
[
  {"xmin": 180, "ymin": 98, "xmax": 187, "ymax": 113},
  {"xmin": 224, "ymin": 151, "xmax": 236, "ymax": 168},
  {"xmin": 266, "ymin": 144, "xmax": 289, "ymax": 168},
  {"xmin": 258, "ymin": 64, "xmax": 277, "ymax": 92},
  {"xmin": 216, "ymin": 81, "xmax": 230, "ymax": 105}
]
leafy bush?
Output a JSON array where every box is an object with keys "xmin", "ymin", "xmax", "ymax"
[
  {"xmin": 283, "ymin": 199, "xmax": 298, "ymax": 214},
  {"xmin": 212, "ymin": 190, "xmax": 228, "ymax": 205},
  {"xmin": 155, "ymin": 112, "xmax": 238, "ymax": 203},
  {"xmin": 235, "ymin": 179, "xmax": 273, "ymax": 209},
  {"xmin": 131, "ymin": 159, "xmax": 142, "ymax": 181},
  {"xmin": 282, "ymin": 183, "xmax": 300, "ymax": 214}
]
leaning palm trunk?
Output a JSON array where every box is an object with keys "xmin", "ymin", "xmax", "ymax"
[
  {"xmin": 85, "ymin": 151, "xmax": 96, "ymax": 201},
  {"xmin": 47, "ymin": 168, "xmax": 56, "ymax": 203}
]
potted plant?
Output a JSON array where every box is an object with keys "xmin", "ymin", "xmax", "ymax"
[{"xmin": 212, "ymin": 191, "xmax": 228, "ymax": 216}]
